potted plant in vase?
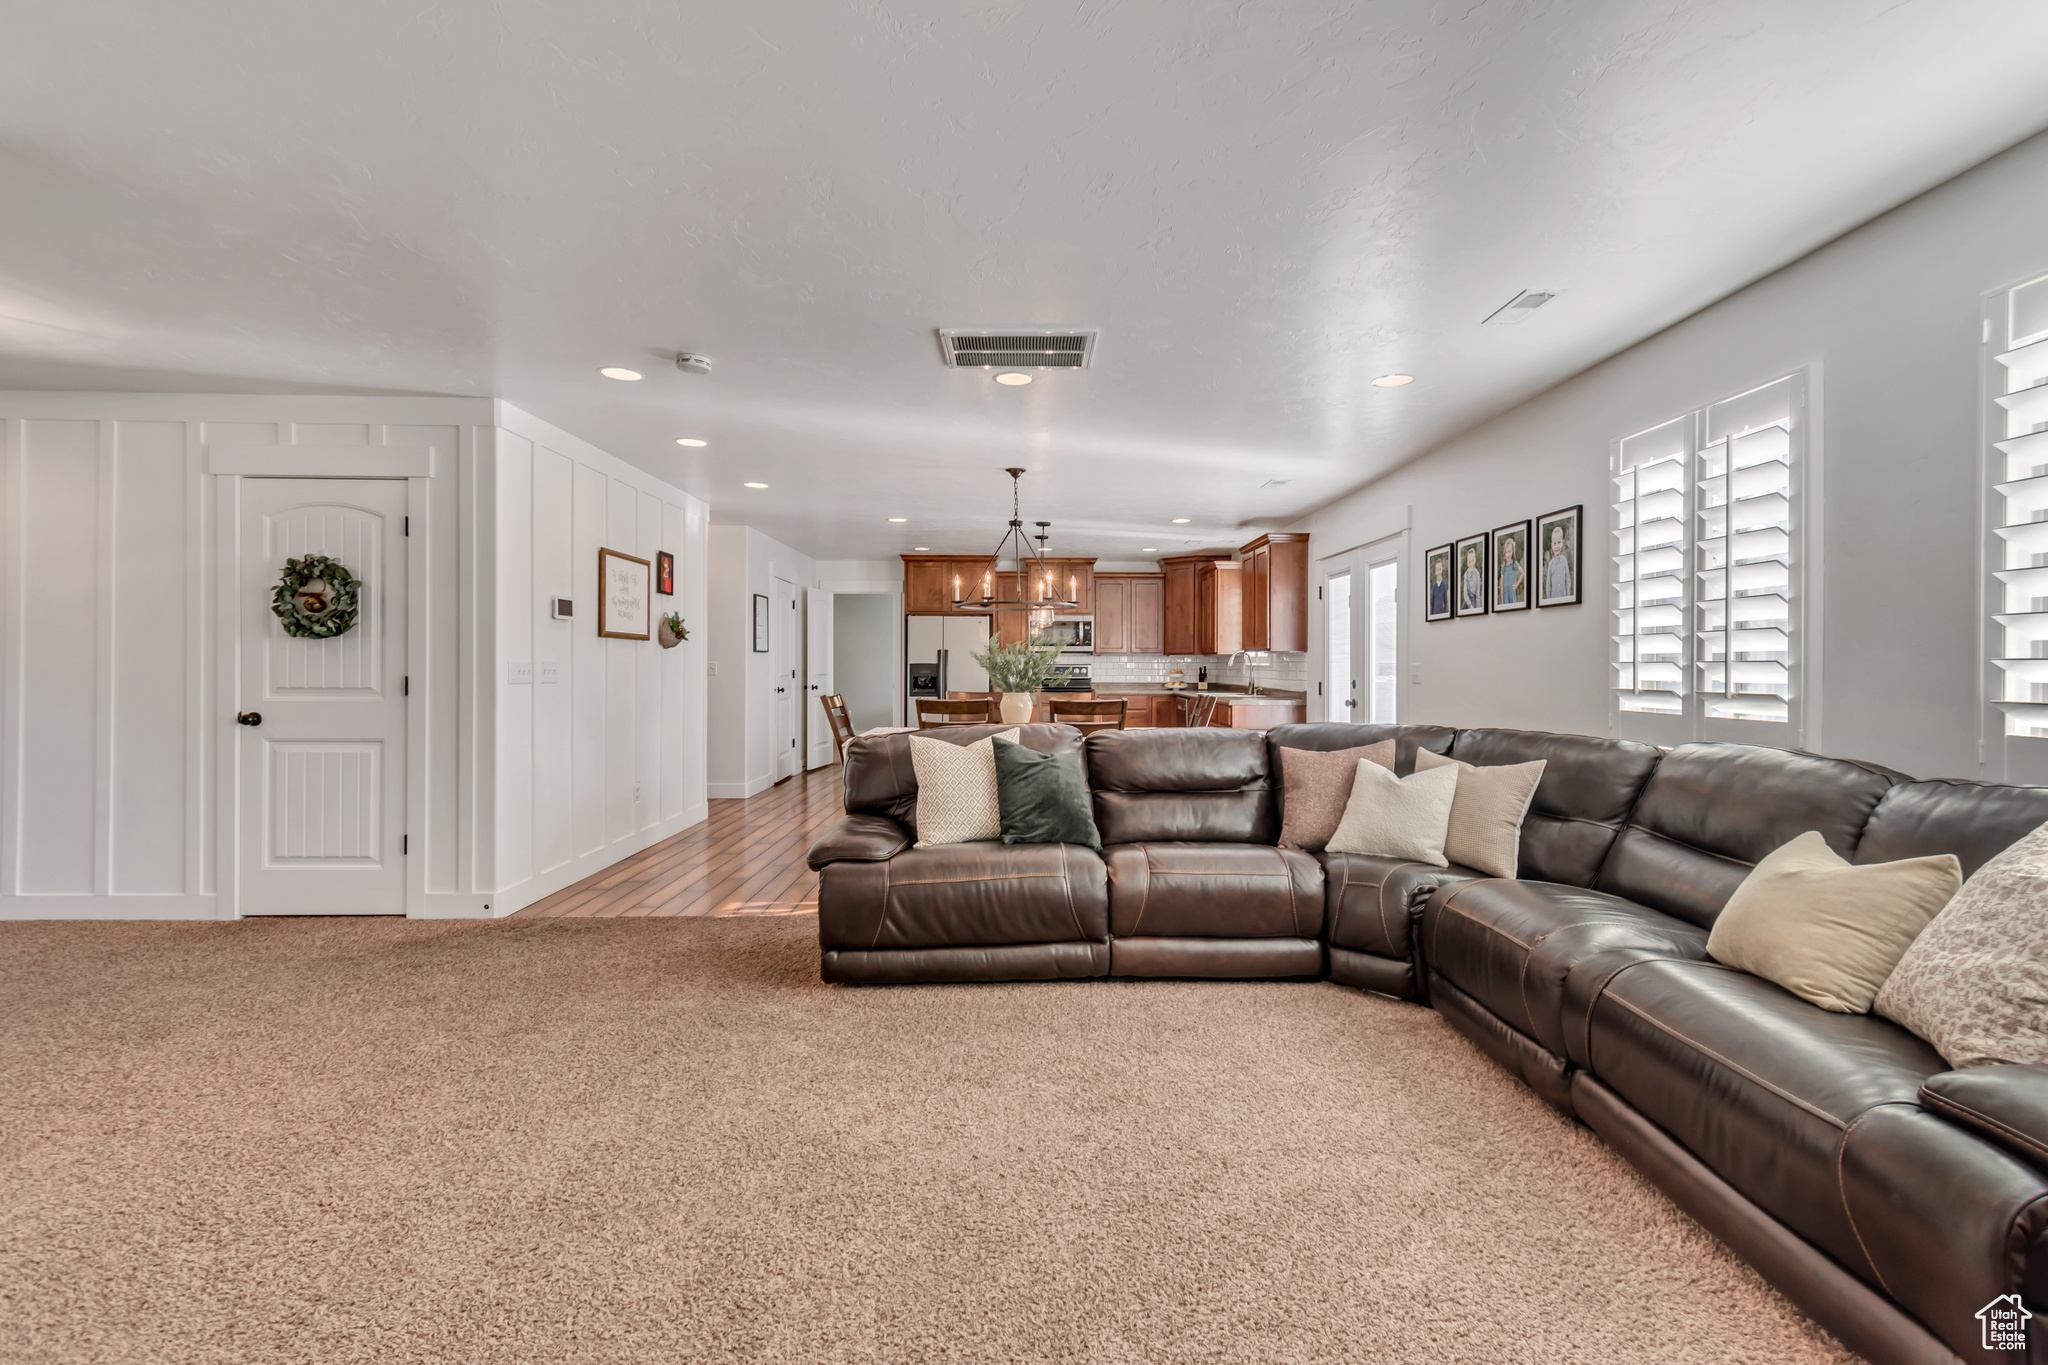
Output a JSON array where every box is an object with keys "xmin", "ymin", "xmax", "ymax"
[{"xmin": 970, "ymin": 636, "xmax": 1063, "ymax": 724}]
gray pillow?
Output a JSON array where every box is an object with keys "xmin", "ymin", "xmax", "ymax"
[
  {"xmin": 1413, "ymin": 749, "xmax": 1544, "ymax": 879},
  {"xmin": 1877, "ymin": 819, "xmax": 2048, "ymax": 1066}
]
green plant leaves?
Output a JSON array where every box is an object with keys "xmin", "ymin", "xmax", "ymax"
[{"xmin": 270, "ymin": 554, "xmax": 362, "ymax": 640}]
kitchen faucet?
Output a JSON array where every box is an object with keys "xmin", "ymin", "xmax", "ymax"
[{"xmin": 1228, "ymin": 650, "xmax": 1270, "ymax": 696}]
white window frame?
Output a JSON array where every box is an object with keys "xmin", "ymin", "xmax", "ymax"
[
  {"xmin": 1985, "ymin": 272, "xmax": 2048, "ymax": 773},
  {"xmin": 1610, "ymin": 371, "xmax": 1813, "ymax": 749}
]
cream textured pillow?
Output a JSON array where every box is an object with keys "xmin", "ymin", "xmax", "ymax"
[
  {"xmin": 1707, "ymin": 831, "xmax": 1961, "ymax": 1014},
  {"xmin": 1412, "ymin": 749, "xmax": 1545, "ymax": 878},
  {"xmin": 1877, "ymin": 820, "xmax": 2048, "ymax": 1066},
  {"xmin": 908, "ymin": 730, "xmax": 1019, "ymax": 847},
  {"xmin": 1278, "ymin": 741, "xmax": 1395, "ymax": 853},
  {"xmin": 1325, "ymin": 760, "xmax": 1460, "ymax": 867}
]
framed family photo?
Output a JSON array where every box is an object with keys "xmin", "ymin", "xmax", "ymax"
[
  {"xmin": 597, "ymin": 548, "xmax": 652, "ymax": 640},
  {"xmin": 1424, "ymin": 543, "xmax": 1454, "ymax": 622},
  {"xmin": 1453, "ymin": 533, "xmax": 1488, "ymax": 617},
  {"xmin": 1490, "ymin": 519, "xmax": 1532, "ymax": 613},
  {"xmin": 655, "ymin": 550, "xmax": 675, "ymax": 596},
  {"xmin": 1535, "ymin": 505, "xmax": 1583, "ymax": 607}
]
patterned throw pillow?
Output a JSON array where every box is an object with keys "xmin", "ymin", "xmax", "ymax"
[
  {"xmin": 1277, "ymin": 742, "xmax": 1395, "ymax": 852},
  {"xmin": 1877, "ymin": 819, "xmax": 2048, "ymax": 1066},
  {"xmin": 908, "ymin": 730, "xmax": 1019, "ymax": 848}
]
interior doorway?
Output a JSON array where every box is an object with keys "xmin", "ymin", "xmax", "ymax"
[
  {"xmin": 1321, "ymin": 532, "xmax": 1405, "ymax": 726},
  {"xmin": 234, "ymin": 477, "xmax": 408, "ymax": 915},
  {"xmin": 773, "ymin": 576, "xmax": 798, "ymax": 781},
  {"xmin": 832, "ymin": 593, "xmax": 896, "ymax": 733}
]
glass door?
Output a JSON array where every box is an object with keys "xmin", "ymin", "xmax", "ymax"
[
  {"xmin": 1324, "ymin": 570, "xmax": 1354, "ymax": 720},
  {"xmin": 1367, "ymin": 558, "xmax": 1399, "ymax": 723}
]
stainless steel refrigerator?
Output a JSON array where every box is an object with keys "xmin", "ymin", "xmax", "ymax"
[{"xmin": 906, "ymin": 614, "xmax": 991, "ymax": 714}]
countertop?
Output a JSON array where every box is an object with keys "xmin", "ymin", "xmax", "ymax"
[{"xmin": 1088, "ymin": 683, "xmax": 1307, "ymax": 703}]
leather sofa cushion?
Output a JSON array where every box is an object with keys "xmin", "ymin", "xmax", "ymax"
[
  {"xmin": 1421, "ymin": 879, "xmax": 1708, "ymax": 1060},
  {"xmin": 1581, "ymin": 958, "xmax": 1947, "ymax": 1284},
  {"xmin": 805, "ymin": 813, "xmax": 911, "ymax": 870},
  {"xmin": 841, "ymin": 723, "xmax": 1082, "ymax": 834},
  {"xmin": 817, "ymin": 841, "xmax": 1108, "ymax": 951},
  {"xmin": 1446, "ymin": 728, "xmax": 1661, "ymax": 886},
  {"xmin": 1087, "ymin": 729, "xmax": 1275, "ymax": 845},
  {"xmin": 1857, "ymin": 777, "xmax": 2048, "ymax": 877},
  {"xmin": 1920, "ymin": 1064, "xmax": 2048, "ymax": 1169},
  {"xmin": 1266, "ymin": 721, "xmax": 1457, "ymax": 783},
  {"xmin": 1322, "ymin": 852, "xmax": 1478, "ymax": 962},
  {"xmin": 1105, "ymin": 842, "xmax": 1323, "ymax": 939},
  {"xmin": 1593, "ymin": 742, "xmax": 1901, "ymax": 929}
]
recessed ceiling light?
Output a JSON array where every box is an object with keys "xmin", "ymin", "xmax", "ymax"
[
  {"xmin": 994, "ymin": 372, "xmax": 1033, "ymax": 385},
  {"xmin": 1372, "ymin": 373, "xmax": 1414, "ymax": 387},
  {"xmin": 599, "ymin": 367, "xmax": 643, "ymax": 381},
  {"xmin": 914, "ymin": 546, "xmax": 930, "ymax": 551},
  {"xmin": 676, "ymin": 437, "xmax": 708, "ymax": 447},
  {"xmin": 743, "ymin": 482, "xmax": 768, "ymax": 489},
  {"xmin": 888, "ymin": 517, "xmax": 908, "ymax": 523},
  {"xmin": 1171, "ymin": 518, "xmax": 1192, "ymax": 524},
  {"xmin": 1142, "ymin": 547, "xmax": 1157, "ymax": 552}
]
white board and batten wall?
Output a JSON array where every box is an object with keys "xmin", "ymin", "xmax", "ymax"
[{"xmin": 0, "ymin": 393, "xmax": 708, "ymax": 920}]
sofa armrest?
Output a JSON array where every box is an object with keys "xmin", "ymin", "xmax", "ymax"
[
  {"xmin": 805, "ymin": 814, "xmax": 911, "ymax": 871},
  {"xmin": 1921, "ymin": 1064, "xmax": 2048, "ymax": 1169}
]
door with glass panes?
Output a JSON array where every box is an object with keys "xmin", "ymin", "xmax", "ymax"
[{"xmin": 1322, "ymin": 536, "xmax": 1403, "ymax": 724}]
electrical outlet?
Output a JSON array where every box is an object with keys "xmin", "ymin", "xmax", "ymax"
[
  {"xmin": 508, "ymin": 661, "xmax": 533, "ymax": 685},
  {"xmin": 538, "ymin": 661, "xmax": 560, "ymax": 684}
]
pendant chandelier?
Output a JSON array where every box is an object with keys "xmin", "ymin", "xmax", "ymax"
[{"xmin": 951, "ymin": 467, "xmax": 1080, "ymax": 614}]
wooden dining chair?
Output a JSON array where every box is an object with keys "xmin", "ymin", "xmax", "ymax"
[
  {"xmin": 947, "ymin": 690, "xmax": 1003, "ymax": 722},
  {"xmin": 1187, "ymin": 694, "xmax": 1223, "ymax": 728},
  {"xmin": 917, "ymin": 698, "xmax": 998, "ymax": 729},
  {"xmin": 819, "ymin": 693, "xmax": 858, "ymax": 762},
  {"xmin": 1048, "ymin": 696, "xmax": 1127, "ymax": 736}
]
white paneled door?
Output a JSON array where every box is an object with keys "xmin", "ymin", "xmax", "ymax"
[
  {"xmin": 804, "ymin": 587, "xmax": 833, "ymax": 769},
  {"xmin": 237, "ymin": 478, "xmax": 408, "ymax": 915},
  {"xmin": 773, "ymin": 576, "xmax": 798, "ymax": 781}
]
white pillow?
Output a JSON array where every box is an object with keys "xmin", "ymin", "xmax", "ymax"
[
  {"xmin": 1413, "ymin": 749, "xmax": 1545, "ymax": 878},
  {"xmin": 1325, "ymin": 760, "xmax": 1460, "ymax": 867},
  {"xmin": 908, "ymin": 730, "xmax": 1019, "ymax": 847}
]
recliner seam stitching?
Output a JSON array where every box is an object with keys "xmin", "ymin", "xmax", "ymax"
[
  {"xmin": 1602, "ymin": 993, "xmax": 1847, "ymax": 1131},
  {"xmin": 1835, "ymin": 1106, "xmax": 1904, "ymax": 1295},
  {"xmin": 1919, "ymin": 1090, "xmax": 2048, "ymax": 1166},
  {"xmin": 869, "ymin": 858, "xmax": 892, "ymax": 950}
]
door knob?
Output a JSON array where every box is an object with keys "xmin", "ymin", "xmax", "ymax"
[
  {"xmin": 236, "ymin": 711, "xmax": 263, "ymax": 726},
  {"xmin": 775, "ymin": 687, "xmax": 786, "ymax": 693}
]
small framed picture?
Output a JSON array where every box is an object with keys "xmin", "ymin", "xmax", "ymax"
[
  {"xmin": 1535, "ymin": 505, "xmax": 1583, "ymax": 607},
  {"xmin": 1424, "ymin": 543, "xmax": 1454, "ymax": 622},
  {"xmin": 598, "ymin": 548, "xmax": 652, "ymax": 640},
  {"xmin": 1491, "ymin": 519, "xmax": 1533, "ymax": 613},
  {"xmin": 752, "ymin": 593, "xmax": 770, "ymax": 652},
  {"xmin": 655, "ymin": 551, "xmax": 675, "ymax": 597},
  {"xmin": 1453, "ymin": 533, "xmax": 1489, "ymax": 617}
]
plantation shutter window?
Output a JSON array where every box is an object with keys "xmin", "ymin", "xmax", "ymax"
[
  {"xmin": 1991, "ymin": 273, "xmax": 2048, "ymax": 737},
  {"xmin": 1611, "ymin": 373, "xmax": 1805, "ymax": 741}
]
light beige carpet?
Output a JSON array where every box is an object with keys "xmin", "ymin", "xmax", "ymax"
[{"xmin": 0, "ymin": 917, "xmax": 1857, "ymax": 1365}]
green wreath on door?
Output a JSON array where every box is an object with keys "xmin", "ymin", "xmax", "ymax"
[{"xmin": 271, "ymin": 555, "xmax": 362, "ymax": 639}]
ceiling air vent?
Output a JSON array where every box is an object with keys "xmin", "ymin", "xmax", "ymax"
[
  {"xmin": 939, "ymin": 329, "xmax": 1098, "ymax": 369},
  {"xmin": 1482, "ymin": 290, "xmax": 1561, "ymax": 326}
]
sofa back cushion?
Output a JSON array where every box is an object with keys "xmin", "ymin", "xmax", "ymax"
[
  {"xmin": 1856, "ymin": 778, "xmax": 2048, "ymax": 877},
  {"xmin": 842, "ymin": 723, "xmax": 1082, "ymax": 837},
  {"xmin": 1446, "ymin": 728, "xmax": 1662, "ymax": 886},
  {"xmin": 1594, "ymin": 742, "xmax": 1900, "ymax": 928},
  {"xmin": 1086, "ymin": 728, "xmax": 1274, "ymax": 845}
]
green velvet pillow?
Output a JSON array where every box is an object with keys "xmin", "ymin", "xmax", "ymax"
[{"xmin": 991, "ymin": 734, "xmax": 1102, "ymax": 851}]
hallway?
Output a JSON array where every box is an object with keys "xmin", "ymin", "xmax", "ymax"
[{"xmin": 517, "ymin": 766, "xmax": 841, "ymax": 918}]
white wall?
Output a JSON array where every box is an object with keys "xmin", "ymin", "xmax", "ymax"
[
  {"xmin": 482, "ymin": 405, "xmax": 709, "ymax": 915},
  {"xmin": 1293, "ymin": 124, "xmax": 2048, "ymax": 783},
  {"xmin": 708, "ymin": 524, "xmax": 815, "ymax": 797},
  {"xmin": 0, "ymin": 394, "xmax": 480, "ymax": 918}
]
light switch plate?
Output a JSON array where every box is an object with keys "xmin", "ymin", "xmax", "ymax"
[
  {"xmin": 508, "ymin": 661, "xmax": 533, "ymax": 685},
  {"xmin": 538, "ymin": 661, "xmax": 560, "ymax": 684}
]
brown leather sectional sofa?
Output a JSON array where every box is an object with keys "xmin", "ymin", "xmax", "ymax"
[{"xmin": 806, "ymin": 720, "xmax": 2048, "ymax": 1365}]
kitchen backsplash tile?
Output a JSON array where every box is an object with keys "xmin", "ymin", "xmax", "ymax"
[{"xmin": 1089, "ymin": 652, "xmax": 1309, "ymax": 691}]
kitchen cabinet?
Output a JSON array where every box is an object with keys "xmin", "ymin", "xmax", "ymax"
[
  {"xmin": 1238, "ymin": 533, "xmax": 1309, "ymax": 652},
  {"xmin": 1091, "ymin": 573, "xmax": 1165, "ymax": 655},
  {"xmin": 1160, "ymin": 552, "xmax": 1236, "ymax": 655},
  {"xmin": 906, "ymin": 555, "xmax": 1093, "ymax": 630},
  {"xmin": 1196, "ymin": 559, "xmax": 1242, "ymax": 655}
]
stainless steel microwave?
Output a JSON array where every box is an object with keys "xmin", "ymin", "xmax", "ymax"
[{"xmin": 1035, "ymin": 616, "xmax": 1093, "ymax": 653}]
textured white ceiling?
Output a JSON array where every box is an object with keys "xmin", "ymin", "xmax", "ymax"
[{"xmin": 4, "ymin": 1, "xmax": 2047, "ymax": 558}]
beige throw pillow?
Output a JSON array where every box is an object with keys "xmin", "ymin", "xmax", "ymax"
[
  {"xmin": 1707, "ymin": 830, "xmax": 1961, "ymax": 1015},
  {"xmin": 1278, "ymin": 741, "xmax": 1395, "ymax": 853},
  {"xmin": 1412, "ymin": 749, "xmax": 1545, "ymax": 878},
  {"xmin": 1326, "ymin": 760, "xmax": 1460, "ymax": 867},
  {"xmin": 908, "ymin": 729, "xmax": 1019, "ymax": 847},
  {"xmin": 1877, "ymin": 819, "xmax": 2048, "ymax": 1066}
]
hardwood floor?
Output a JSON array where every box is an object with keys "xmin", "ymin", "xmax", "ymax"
[{"xmin": 515, "ymin": 765, "xmax": 843, "ymax": 918}]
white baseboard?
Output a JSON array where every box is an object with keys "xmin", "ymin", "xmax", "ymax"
[
  {"xmin": 707, "ymin": 774, "xmax": 775, "ymax": 799},
  {"xmin": 480, "ymin": 803, "xmax": 713, "ymax": 917}
]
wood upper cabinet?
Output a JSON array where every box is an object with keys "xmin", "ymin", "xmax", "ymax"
[
  {"xmin": 1091, "ymin": 573, "xmax": 1164, "ymax": 655},
  {"xmin": 1196, "ymin": 559, "xmax": 1243, "ymax": 655},
  {"xmin": 1160, "ymin": 552, "xmax": 1235, "ymax": 655},
  {"xmin": 1238, "ymin": 533, "xmax": 1308, "ymax": 652},
  {"xmin": 903, "ymin": 555, "xmax": 1094, "ymax": 625}
]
